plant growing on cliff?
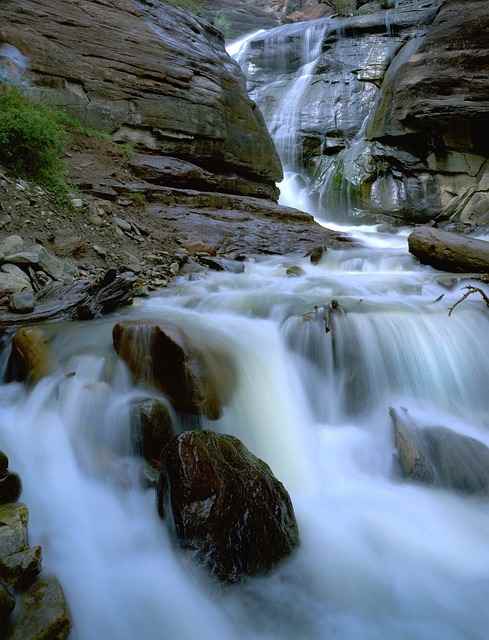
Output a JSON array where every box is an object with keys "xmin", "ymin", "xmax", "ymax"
[{"xmin": 0, "ymin": 86, "xmax": 68, "ymax": 197}]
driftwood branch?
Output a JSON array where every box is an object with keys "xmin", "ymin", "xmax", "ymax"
[
  {"xmin": 0, "ymin": 269, "xmax": 137, "ymax": 329},
  {"xmin": 448, "ymin": 285, "xmax": 489, "ymax": 316}
]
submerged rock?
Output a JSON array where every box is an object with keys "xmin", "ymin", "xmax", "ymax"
[
  {"xmin": 158, "ymin": 430, "xmax": 299, "ymax": 583},
  {"xmin": 391, "ymin": 408, "xmax": 489, "ymax": 495},
  {"xmin": 113, "ymin": 321, "xmax": 233, "ymax": 420},
  {"xmin": 131, "ymin": 398, "xmax": 176, "ymax": 467},
  {"xmin": 6, "ymin": 576, "xmax": 71, "ymax": 640},
  {"xmin": 5, "ymin": 328, "xmax": 51, "ymax": 385}
]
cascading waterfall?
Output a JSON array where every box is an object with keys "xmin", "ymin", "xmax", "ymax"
[
  {"xmin": 228, "ymin": 20, "xmax": 330, "ymax": 213},
  {"xmin": 1, "ymin": 17, "xmax": 489, "ymax": 640}
]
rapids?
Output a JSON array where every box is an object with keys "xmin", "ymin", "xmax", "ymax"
[
  {"xmin": 1, "ymin": 22, "xmax": 489, "ymax": 640},
  {"xmin": 2, "ymin": 233, "xmax": 489, "ymax": 639}
]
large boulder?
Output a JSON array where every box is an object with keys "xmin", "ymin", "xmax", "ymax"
[
  {"xmin": 0, "ymin": 0, "xmax": 282, "ymax": 201},
  {"xmin": 0, "ymin": 581, "xmax": 14, "ymax": 631},
  {"xmin": 391, "ymin": 408, "xmax": 489, "ymax": 495},
  {"xmin": 113, "ymin": 321, "xmax": 229, "ymax": 420},
  {"xmin": 5, "ymin": 576, "xmax": 71, "ymax": 640},
  {"xmin": 157, "ymin": 430, "xmax": 299, "ymax": 582},
  {"xmin": 5, "ymin": 328, "xmax": 51, "ymax": 385}
]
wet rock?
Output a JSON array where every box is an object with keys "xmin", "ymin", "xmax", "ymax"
[
  {"xmin": 0, "ymin": 545, "xmax": 42, "ymax": 591},
  {"xmin": 286, "ymin": 266, "xmax": 305, "ymax": 277},
  {"xmin": 5, "ymin": 328, "xmax": 51, "ymax": 385},
  {"xmin": 0, "ymin": 236, "xmax": 24, "ymax": 260},
  {"xmin": 0, "ymin": 581, "xmax": 15, "ymax": 629},
  {"xmin": 199, "ymin": 257, "xmax": 245, "ymax": 273},
  {"xmin": 158, "ymin": 430, "xmax": 299, "ymax": 583},
  {"xmin": 307, "ymin": 246, "xmax": 326, "ymax": 265},
  {"xmin": 8, "ymin": 291, "xmax": 35, "ymax": 314},
  {"xmin": 408, "ymin": 227, "xmax": 489, "ymax": 273},
  {"xmin": 0, "ymin": 474, "xmax": 22, "ymax": 505},
  {"xmin": 113, "ymin": 321, "xmax": 222, "ymax": 419},
  {"xmin": 391, "ymin": 408, "xmax": 489, "ymax": 494},
  {"xmin": 113, "ymin": 217, "xmax": 131, "ymax": 233},
  {"xmin": 6, "ymin": 576, "xmax": 71, "ymax": 640},
  {"xmin": 131, "ymin": 399, "xmax": 176, "ymax": 467},
  {"xmin": 0, "ymin": 504, "xmax": 28, "ymax": 558}
]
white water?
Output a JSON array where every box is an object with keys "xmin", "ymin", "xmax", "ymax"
[
  {"xmin": 2, "ymin": 235, "xmax": 489, "ymax": 639},
  {"xmin": 1, "ymin": 22, "xmax": 489, "ymax": 640}
]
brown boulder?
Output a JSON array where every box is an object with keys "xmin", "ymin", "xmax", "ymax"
[
  {"xmin": 5, "ymin": 328, "xmax": 51, "ymax": 385},
  {"xmin": 131, "ymin": 399, "xmax": 176, "ymax": 467},
  {"xmin": 113, "ymin": 321, "xmax": 230, "ymax": 420},
  {"xmin": 158, "ymin": 430, "xmax": 300, "ymax": 583}
]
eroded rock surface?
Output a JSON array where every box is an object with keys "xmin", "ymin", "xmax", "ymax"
[
  {"xmin": 237, "ymin": 0, "xmax": 489, "ymax": 225},
  {"xmin": 113, "ymin": 321, "xmax": 223, "ymax": 420},
  {"xmin": 391, "ymin": 408, "xmax": 489, "ymax": 495},
  {"xmin": 158, "ymin": 430, "xmax": 299, "ymax": 582},
  {"xmin": 0, "ymin": 0, "xmax": 281, "ymax": 202}
]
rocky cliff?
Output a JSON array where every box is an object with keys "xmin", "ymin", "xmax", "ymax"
[
  {"xmin": 0, "ymin": 0, "xmax": 281, "ymax": 202},
  {"xmin": 237, "ymin": 0, "xmax": 489, "ymax": 225},
  {"xmin": 0, "ymin": 0, "xmax": 352, "ymax": 258}
]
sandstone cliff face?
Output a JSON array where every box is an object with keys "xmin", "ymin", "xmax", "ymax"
[
  {"xmin": 0, "ymin": 0, "xmax": 282, "ymax": 201},
  {"xmin": 237, "ymin": 0, "xmax": 489, "ymax": 225}
]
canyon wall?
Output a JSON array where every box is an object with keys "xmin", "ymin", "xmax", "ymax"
[{"xmin": 237, "ymin": 0, "xmax": 489, "ymax": 225}]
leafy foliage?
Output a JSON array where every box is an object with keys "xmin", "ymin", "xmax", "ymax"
[{"xmin": 0, "ymin": 86, "xmax": 68, "ymax": 197}]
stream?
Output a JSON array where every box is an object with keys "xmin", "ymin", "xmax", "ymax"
[{"xmin": 1, "ymin": 19, "xmax": 489, "ymax": 640}]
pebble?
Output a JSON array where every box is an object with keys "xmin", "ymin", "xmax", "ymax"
[
  {"xmin": 114, "ymin": 217, "xmax": 132, "ymax": 232},
  {"xmin": 9, "ymin": 291, "xmax": 35, "ymax": 314}
]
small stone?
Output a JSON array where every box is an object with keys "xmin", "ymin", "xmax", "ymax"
[
  {"xmin": 307, "ymin": 246, "xmax": 326, "ymax": 265},
  {"xmin": 9, "ymin": 291, "xmax": 35, "ymax": 314},
  {"xmin": 114, "ymin": 217, "xmax": 132, "ymax": 232},
  {"xmin": 93, "ymin": 245, "xmax": 107, "ymax": 258},
  {"xmin": 152, "ymin": 278, "xmax": 168, "ymax": 287},
  {"xmin": 286, "ymin": 266, "xmax": 305, "ymax": 278},
  {"xmin": 169, "ymin": 262, "xmax": 180, "ymax": 275},
  {"xmin": 88, "ymin": 213, "xmax": 104, "ymax": 227},
  {"xmin": 71, "ymin": 198, "xmax": 84, "ymax": 209},
  {"xmin": 0, "ymin": 214, "xmax": 12, "ymax": 229},
  {"xmin": 0, "ymin": 235, "xmax": 24, "ymax": 258}
]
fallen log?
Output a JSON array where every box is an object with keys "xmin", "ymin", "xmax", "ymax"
[
  {"xmin": 408, "ymin": 226, "xmax": 489, "ymax": 273},
  {"xmin": 0, "ymin": 269, "xmax": 136, "ymax": 328}
]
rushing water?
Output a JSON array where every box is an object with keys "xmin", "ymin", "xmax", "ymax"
[
  {"xmin": 2, "ymin": 233, "xmax": 489, "ymax": 639},
  {"xmin": 1, "ymin": 23, "xmax": 489, "ymax": 640}
]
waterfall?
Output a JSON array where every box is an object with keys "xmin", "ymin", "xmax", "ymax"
[
  {"xmin": 3, "ymin": 239, "xmax": 489, "ymax": 639},
  {"xmin": 1, "ymin": 11, "xmax": 489, "ymax": 640}
]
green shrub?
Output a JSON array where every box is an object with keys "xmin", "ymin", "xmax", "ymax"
[{"xmin": 0, "ymin": 86, "xmax": 68, "ymax": 198}]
